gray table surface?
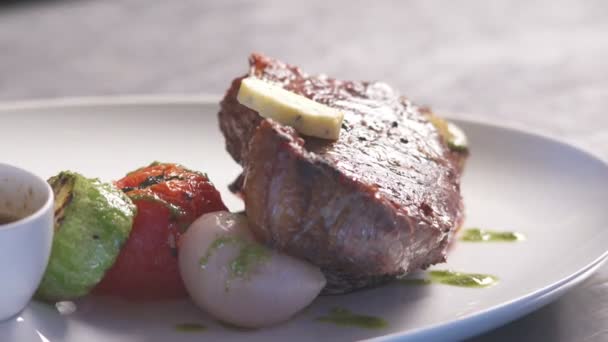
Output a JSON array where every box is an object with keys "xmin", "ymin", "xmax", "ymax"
[{"xmin": 1, "ymin": 1, "xmax": 607, "ymax": 341}]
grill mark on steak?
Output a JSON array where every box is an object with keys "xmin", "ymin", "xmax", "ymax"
[{"xmin": 219, "ymin": 53, "xmax": 466, "ymax": 293}]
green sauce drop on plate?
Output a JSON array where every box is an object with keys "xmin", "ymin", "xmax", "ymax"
[
  {"xmin": 398, "ymin": 270, "xmax": 498, "ymax": 288},
  {"xmin": 460, "ymin": 228, "xmax": 526, "ymax": 242},
  {"xmin": 316, "ymin": 308, "xmax": 388, "ymax": 329},
  {"xmin": 429, "ymin": 270, "xmax": 498, "ymax": 288},
  {"xmin": 174, "ymin": 323, "xmax": 206, "ymax": 332},
  {"xmin": 218, "ymin": 320, "xmax": 257, "ymax": 332}
]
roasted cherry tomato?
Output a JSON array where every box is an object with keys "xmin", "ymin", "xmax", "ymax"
[{"xmin": 94, "ymin": 162, "xmax": 227, "ymax": 300}]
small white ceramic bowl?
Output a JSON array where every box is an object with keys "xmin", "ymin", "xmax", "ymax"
[{"xmin": 0, "ymin": 163, "xmax": 54, "ymax": 321}]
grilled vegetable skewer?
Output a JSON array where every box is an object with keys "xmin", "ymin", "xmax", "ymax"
[{"xmin": 36, "ymin": 171, "xmax": 136, "ymax": 301}]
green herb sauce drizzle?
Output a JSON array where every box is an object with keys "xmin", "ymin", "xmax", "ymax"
[
  {"xmin": 316, "ymin": 308, "xmax": 388, "ymax": 329},
  {"xmin": 230, "ymin": 242, "xmax": 270, "ymax": 278},
  {"xmin": 398, "ymin": 270, "xmax": 498, "ymax": 288},
  {"xmin": 218, "ymin": 320, "xmax": 257, "ymax": 332},
  {"xmin": 460, "ymin": 228, "xmax": 526, "ymax": 242},
  {"xmin": 199, "ymin": 235, "xmax": 270, "ymax": 290},
  {"xmin": 174, "ymin": 323, "xmax": 206, "ymax": 332},
  {"xmin": 199, "ymin": 235, "xmax": 242, "ymax": 267}
]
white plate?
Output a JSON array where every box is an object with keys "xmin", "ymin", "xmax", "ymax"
[{"xmin": 1, "ymin": 97, "xmax": 607, "ymax": 342}]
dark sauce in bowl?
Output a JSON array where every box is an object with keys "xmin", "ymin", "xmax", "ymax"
[{"xmin": 0, "ymin": 213, "xmax": 19, "ymax": 225}]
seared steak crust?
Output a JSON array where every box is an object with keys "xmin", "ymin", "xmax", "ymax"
[{"xmin": 219, "ymin": 53, "xmax": 465, "ymax": 293}]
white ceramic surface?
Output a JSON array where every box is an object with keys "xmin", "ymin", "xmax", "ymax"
[
  {"xmin": 0, "ymin": 97, "xmax": 607, "ymax": 342},
  {"xmin": 0, "ymin": 163, "xmax": 54, "ymax": 321}
]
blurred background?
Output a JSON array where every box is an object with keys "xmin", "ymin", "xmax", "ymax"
[
  {"xmin": 1, "ymin": 1, "xmax": 607, "ymax": 340},
  {"xmin": 1, "ymin": 0, "xmax": 607, "ymax": 161}
]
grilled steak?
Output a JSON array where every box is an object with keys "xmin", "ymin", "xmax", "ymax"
[{"xmin": 219, "ymin": 53, "xmax": 466, "ymax": 294}]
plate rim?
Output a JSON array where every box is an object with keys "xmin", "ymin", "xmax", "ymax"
[
  {"xmin": 0, "ymin": 94, "xmax": 221, "ymax": 111},
  {"xmin": 3, "ymin": 95, "xmax": 608, "ymax": 341}
]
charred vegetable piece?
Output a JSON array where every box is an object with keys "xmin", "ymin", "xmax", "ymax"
[
  {"xmin": 36, "ymin": 171, "xmax": 136, "ymax": 301},
  {"xmin": 94, "ymin": 162, "xmax": 227, "ymax": 300}
]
